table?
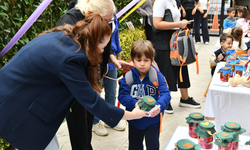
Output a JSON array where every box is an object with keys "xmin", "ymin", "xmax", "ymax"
[
  {"xmin": 204, "ymin": 62, "xmax": 250, "ymax": 136},
  {"xmin": 164, "ymin": 126, "xmax": 250, "ymax": 150}
]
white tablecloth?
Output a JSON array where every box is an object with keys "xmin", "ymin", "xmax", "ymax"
[
  {"xmin": 164, "ymin": 126, "xmax": 250, "ymax": 150},
  {"xmin": 204, "ymin": 62, "xmax": 250, "ymax": 135}
]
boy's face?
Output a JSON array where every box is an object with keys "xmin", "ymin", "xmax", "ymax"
[
  {"xmin": 220, "ymin": 38, "xmax": 233, "ymax": 52},
  {"xmin": 132, "ymin": 54, "xmax": 152, "ymax": 78},
  {"xmin": 228, "ymin": 11, "xmax": 235, "ymax": 18}
]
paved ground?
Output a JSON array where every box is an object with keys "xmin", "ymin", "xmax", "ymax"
[{"xmin": 56, "ymin": 36, "xmax": 218, "ymax": 150}]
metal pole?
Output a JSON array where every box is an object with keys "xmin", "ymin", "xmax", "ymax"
[{"xmin": 220, "ymin": 0, "xmax": 226, "ymax": 35}]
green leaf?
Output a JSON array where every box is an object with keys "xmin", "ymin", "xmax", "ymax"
[
  {"xmin": 0, "ymin": 12, "xmax": 8, "ymax": 17},
  {"xmin": 0, "ymin": 5, "xmax": 8, "ymax": 11}
]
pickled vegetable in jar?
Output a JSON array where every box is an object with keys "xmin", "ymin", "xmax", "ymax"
[
  {"xmin": 194, "ymin": 121, "xmax": 216, "ymax": 149},
  {"xmin": 235, "ymin": 64, "xmax": 245, "ymax": 77},
  {"xmin": 225, "ymin": 63, "xmax": 234, "ymax": 78},
  {"xmin": 221, "ymin": 122, "xmax": 246, "ymax": 150},
  {"xmin": 220, "ymin": 67, "xmax": 230, "ymax": 82},
  {"xmin": 214, "ymin": 132, "xmax": 234, "ymax": 150},
  {"xmin": 186, "ymin": 112, "xmax": 204, "ymax": 138}
]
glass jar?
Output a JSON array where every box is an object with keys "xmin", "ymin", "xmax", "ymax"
[
  {"xmin": 235, "ymin": 64, "xmax": 244, "ymax": 77},
  {"xmin": 218, "ymin": 142, "xmax": 232, "ymax": 150},
  {"xmin": 226, "ymin": 49, "xmax": 237, "ymax": 57},
  {"xmin": 220, "ymin": 67, "xmax": 230, "ymax": 82},
  {"xmin": 186, "ymin": 112, "xmax": 204, "ymax": 139},
  {"xmin": 227, "ymin": 56, "xmax": 236, "ymax": 64},
  {"xmin": 189, "ymin": 122, "xmax": 199, "ymax": 138},
  {"xmin": 198, "ymin": 135, "xmax": 213, "ymax": 149},
  {"xmin": 225, "ymin": 63, "xmax": 234, "ymax": 78},
  {"xmin": 195, "ymin": 121, "xmax": 216, "ymax": 149},
  {"xmin": 221, "ymin": 122, "xmax": 246, "ymax": 150}
]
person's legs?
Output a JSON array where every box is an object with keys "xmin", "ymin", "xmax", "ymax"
[
  {"xmin": 66, "ymin": 100, "xmax": 94, "ymax": 150},
  {"xmin": 194, "ymin": 11, "xmax": 202, "ymax": 42},
  {"xmin": 201, "ymin": 10, "xmax": 209, "ymax": 43},
  {"xmin": 128, "ymin": 124, "xmax": 144, "ymax": 150},
  {"xmin": 176, "ymin": 66, "xmax": 201, "ymax": 108},
  {"xmin": 103, "ymin": 67, "xmax": 125, "ymax": 130},
  {"xmin": 45, "ymin": 136, "xmax": 59, "ymax": 150},
  {"xmin": 145, "ymin": 126, "xmax": 160, "ymax": 150},
  {"xmin": 186, "ymin": 9, "xmax": 194, "ymax": 29}
]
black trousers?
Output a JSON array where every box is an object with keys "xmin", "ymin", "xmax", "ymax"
[
  {"xmin": 181, "ymin": 9, "xmax": 194, "ymax": 30},
  {"xmin": 66, "ymin": 100, "xmax": 94, "ymax": 150},
  {"xmin": 128, "ymin": 124, "xmax": 160, "ymax": 150}
]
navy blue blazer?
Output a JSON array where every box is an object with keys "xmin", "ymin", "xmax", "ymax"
[{"xmin": 0, "ymin": 31, "xmax": 124, "ymax": 150}]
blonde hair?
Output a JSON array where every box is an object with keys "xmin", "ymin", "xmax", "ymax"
[{"xmin": 75, "ymin": 0, "xmax": 116, "ymax": 17}]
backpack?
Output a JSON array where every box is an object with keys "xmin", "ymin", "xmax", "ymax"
[
  {"xmin": 170, "ymin": 28, "xmax": 199, "ymax": 82},
  {"xmin": 125, "ymin": 66, "xmax": 159, "ymax": 94}
]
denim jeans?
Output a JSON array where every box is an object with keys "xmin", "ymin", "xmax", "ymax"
[
  {"xmin": 93, "ymin": 67, "xmax": 117, "ymax": 124},
  {"xmin": 45, "ymin": 136, "xmax": 59, "ymax": 150}
]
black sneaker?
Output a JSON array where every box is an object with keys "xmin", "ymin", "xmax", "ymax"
[
  {"xmin": 179, "ymin": 97, "xmax": 201, "ymax": 108},
  {"xmin": 165, "ymin": 103, "xmax": 174, "ymax": 114}
]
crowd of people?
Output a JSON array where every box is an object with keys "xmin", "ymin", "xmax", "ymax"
[{"xmin": 0, "ymin": 0, "xmax": 249, "ymax": 150}]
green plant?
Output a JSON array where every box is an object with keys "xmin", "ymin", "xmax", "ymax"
[
  {"xmin": 0, "ymin": 138, "xmax": 10, "ymax": 150},
  {"xmin": 118, "ymin": 27, "xmax": 146, "ymax": 77}
]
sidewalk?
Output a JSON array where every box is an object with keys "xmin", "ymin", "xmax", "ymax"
[{"xmin": 56, "ymin": 36, "xmax": 218, "ymax": 150}]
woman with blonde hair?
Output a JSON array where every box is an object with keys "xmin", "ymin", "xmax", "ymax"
[
  {"xmin": 57, "ymin": 0, "xmax": 132, "ymax": 149},
  {"xmin": 0, "ymin": 13, "xmax": 147, "ymax": 150}
]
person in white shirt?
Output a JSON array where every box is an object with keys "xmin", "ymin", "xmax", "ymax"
[
  {"xmin": 194, "ymin": 0, "xmax": 210, "ymax": 45},
  {"xmin": 152, "ymin": 0, "xmax": 201, "ymax": 114}
]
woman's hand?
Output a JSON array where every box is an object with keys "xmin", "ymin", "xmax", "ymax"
[
  {"xmin": 203, "ymin": 13, "xmax": 208, "ymax": 18},
  {"xmin": 109, "ymin": 54, "xmax": 134, "ymax": 69},
  {"xmin": 199, "ymin": 9, "xmax": 204, "ymax": 14},
  {"xmin": 182, "ymin": 10, "xmax": 186, "ymax": 17},
  {"xmin": 179, "ymin": 20, "xmax": 190, "ymax": 29},
  {"xmin": 122, "ymin": 104, "xmax": 148, "ymax": 120},
  {"xmin": 192, "ymin": 8, "xmax": 196, "ymax": 15}
]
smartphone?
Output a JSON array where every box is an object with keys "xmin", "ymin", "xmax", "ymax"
[{"xmin": 188, "ymin": 20, "xmax": 194, "ymax": 22}]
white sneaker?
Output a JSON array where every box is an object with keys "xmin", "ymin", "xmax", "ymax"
[
  {"xmin": 205, "ymin": 42, "xmax": 209, "ymax": 45},
  {"xmin": 104, "ymin": 121, "xmax": 126, "ymax": 131},
  {"xmin": 196, "ymin": 42, "xmax": 201, "ymax": 45},
  {"xmin": 92, "ymin": 121, "xmax": 108, "ymax": 136}
]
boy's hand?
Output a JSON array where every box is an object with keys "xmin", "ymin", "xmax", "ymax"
[{"xmin": 217, "ymin": 53, "xmax": 224, "ymax": 61}]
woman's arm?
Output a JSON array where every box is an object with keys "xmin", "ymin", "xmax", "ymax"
[
  {"xmin": 153, "ymin": 17, "xmax": 190, "ymax": 30},
  {"xmin": 192, "ymin": 1, "xmax": 200, "ymax": 15},
  {"xmin": 203, "ymin": 2, "xmax": 210, "ymax": 18}
]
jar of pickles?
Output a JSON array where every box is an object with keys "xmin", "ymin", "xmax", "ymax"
[
  {"xmin": 186, "ymin": 112, "xmax": 204, "ymax": 138},
  {"xmin": 214, "ymin": 132, "xmax": 234, "ymax": 150},
  {"xmin": 227, "ymin": 56, "xmax": 236, "ymax": 64},
  {"xmin": 225, "ymin": 63, "xmax": 234, "ymax": 78},
  {"xmin": 220, "ymin": 67, "xmax": 230, "ymax": 82},
  {"xmin": 226, "ymin": 49, "xmax": 237, "ymax": 57},
  {"xmin": 235, "ymin": 64, "xmax": 245, "ymax": 77},
  {"xmin": 221, "ymin": 122, "xmax": 246, "ymax": 150},
  {"xmin": 194, "ymin": 121, "xmax": 216, "ymax": 149},
  {"xmin": 175, "ymin": 139, "xmax": 202, "ymax": 150}
]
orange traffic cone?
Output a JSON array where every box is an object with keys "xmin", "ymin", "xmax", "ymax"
[{"xmin": 211, "ymin": 7, "xmax": 219, "ymax": 31}]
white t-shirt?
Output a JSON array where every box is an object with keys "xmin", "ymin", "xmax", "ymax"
[
  {"xmin": 233, "ymin": 41, "xmax": 247, "ymax": 50},
  {"xmin": 153, "ymin": 0, "xmax": 181, "ymax": 30},
  {"xmin": 199, "ymin": 0, "xmax": 210, "ymax": 10}
]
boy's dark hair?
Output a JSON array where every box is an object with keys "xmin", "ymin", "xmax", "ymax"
[
  {"xmin": 131, "ymin": 40, "xmax": 155, "ymax": 62},
  {"xmin": 220, "ymin": 33, "xmax": 233, "ymax": 43},
  {"xmin": 227, "ymin": 7, "xmax": 236, "ymax": 13}
]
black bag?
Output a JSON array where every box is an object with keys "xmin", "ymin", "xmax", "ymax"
[{"xmin": 149, "ymin": 9, "xmax": 173, "ymax": 33}]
